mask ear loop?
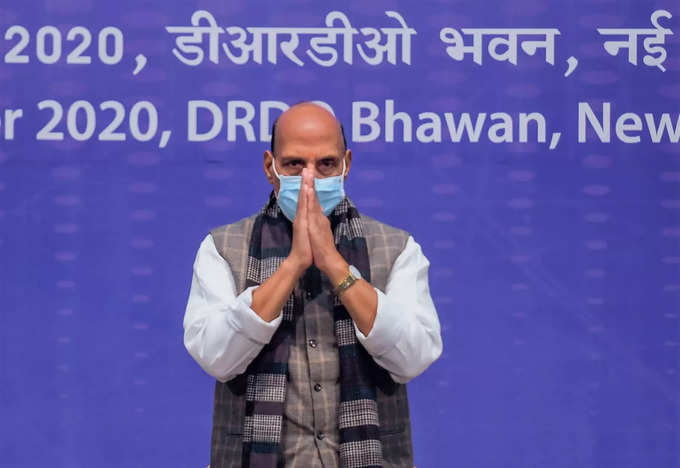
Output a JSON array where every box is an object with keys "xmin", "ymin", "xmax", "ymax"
[
  {"xmin": 271, "ymin": 157, "xmax": 282, "ymax": 180},
  {"xmin": 339, "ymin": 157, "xmax": 347, "ymax": 199},
  {"xmin": 271, "ymin": 157, "xmax": 285, "ymax": 201}
]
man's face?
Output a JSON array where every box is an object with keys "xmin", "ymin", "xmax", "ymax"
[{"xmin": 264, "ymin": 104, "xmax": 351, "ymax": 193}]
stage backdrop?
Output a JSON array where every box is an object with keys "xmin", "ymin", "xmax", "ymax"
[{"xmin": 1, "ymin": 1, "xmax": 679, "ymax": 467}]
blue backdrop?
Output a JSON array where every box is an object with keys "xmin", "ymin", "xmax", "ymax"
[{"xmin": 1, "ymin": 1, "xmax": 679, "ymax": 467}]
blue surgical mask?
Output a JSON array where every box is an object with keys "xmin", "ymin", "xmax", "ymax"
[{"xmin": 272, "ymin": 159, "xmax": 346, "ymax": 221}]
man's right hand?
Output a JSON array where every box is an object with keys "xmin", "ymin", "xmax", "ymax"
[
  {"xmin": 286, "ymin": 168, "xmax": 313, "ymax": 276},
  {"xmin": 251, "ymin": 168, "xmax": 313, "ymax": 322}
]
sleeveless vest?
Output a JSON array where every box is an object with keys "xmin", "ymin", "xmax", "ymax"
[{"xmin": 208, "ymin": 213, "xmax": 414, "ymax": 468}]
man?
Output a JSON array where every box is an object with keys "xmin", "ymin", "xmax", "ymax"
[{"xmin": 183, "ymin": 102, "xmax": 442, "ymax": 468}]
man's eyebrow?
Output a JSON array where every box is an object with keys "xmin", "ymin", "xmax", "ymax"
[
  {"xmin": 314, "ymin": 155, "xmax": 343, "ymax": 162},
  {"xmin": 278, "ymin": 155, "xmax": 304, "ymax": 162},
  {"xmin": 278, "ymin": 155, "xmax": 341, "ymax": 161}
]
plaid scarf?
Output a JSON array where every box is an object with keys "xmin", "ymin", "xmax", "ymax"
[{"xmin": 241, "ymin": 192, "xmax": 383, "ymax": 468}]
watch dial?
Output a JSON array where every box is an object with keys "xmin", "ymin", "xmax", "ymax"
[{"xmin": 349, "ymin": 265, "xmax": 362, "ymax": 279}]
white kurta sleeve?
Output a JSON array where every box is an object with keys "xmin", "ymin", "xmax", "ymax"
[
  {"xmin": 183, "ymin": 234, "xmax": 282, "ymax": 383},
  {"xmin": 353, "ymin": 236, "xmax": 443, "ymax": 383}
]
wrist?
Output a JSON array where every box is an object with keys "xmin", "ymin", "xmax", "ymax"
[
  {"xmin": 283, "ymin": 256, "xmax": 307, "ymax": 279},
  {"xmin": 322, "ymin": 254, "xmax": 349, "ymax": 285}
]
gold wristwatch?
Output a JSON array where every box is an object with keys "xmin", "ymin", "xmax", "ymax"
[{"xmin": 333, "ymin": 265, "xmax": 361, "ymax": 296}]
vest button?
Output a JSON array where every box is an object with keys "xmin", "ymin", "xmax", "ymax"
[
  {"xmin": 305, "ymin": 290, "xmax": 312, "ymax": 299},
  {"xmin": 317, "ymin": 432, "xmax": 325, "ymax": 440},
  {"xmin": 308, "ymin": 339, "xmax": 317, "ymax": 348},
  {"xmin": 314, "ymin": 383, "xmax": 322, "ymax": 392}
]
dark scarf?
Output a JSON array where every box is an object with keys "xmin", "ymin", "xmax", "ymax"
[{"xmin": 241, "ymin": 192, "xmax": 383, "ymax": 468}]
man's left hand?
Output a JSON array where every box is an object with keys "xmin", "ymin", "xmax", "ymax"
[
  {"xmin": 303, "ymin": 171, "xmax": 347, "ymax": 279},
  {"xmin": 303, "ymin": 170, "xmax": 377, "ymax": 336}
]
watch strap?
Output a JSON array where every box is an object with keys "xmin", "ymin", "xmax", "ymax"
[{"xmin": 333, "ymin": 270, "xmax": 358, "ymax": 296}]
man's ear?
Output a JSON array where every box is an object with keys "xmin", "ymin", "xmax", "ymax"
[
  {"xmin": 343, "ymin": 149, "xmax": 352, "ymax": 179},
  {"xmin": 264, "ymin": 150, "xmax": 276, "ymax": 186}
]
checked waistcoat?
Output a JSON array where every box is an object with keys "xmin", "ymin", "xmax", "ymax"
[{"xmin": 208, "ymin": 213, "xmax": 414, "ymax": 468}]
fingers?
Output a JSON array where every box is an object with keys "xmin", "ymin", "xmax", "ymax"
[
  {"xmin": 296, "ymin": 169, "xmax": 309, "ymax": 220},
  {"xmin": 305, "ymin": 185, "xmax": 317, "ymax": 217},
  {"xmin": 303, "ymin": 184, "xmax": 310, "ymax": 223},
  {"xmin": 302, "ymin": 167, "xmax": 314, "ymax": 188},
  {"xmin": 306, "ymin": 178, "xmax": 322, "ymax": 215}
]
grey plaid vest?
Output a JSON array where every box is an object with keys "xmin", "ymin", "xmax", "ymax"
[{"xmin": 208, "ymin": 213, "xmax": 414, "ymax": 468}]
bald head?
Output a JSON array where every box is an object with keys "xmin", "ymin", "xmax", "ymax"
[
  {"xmin": 270, "ymin": 102, "xmax": 347, "ymax": 156},
  {"xmin": 263, "ymin": 102, "xmax": 352, "ymax": 191}
]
